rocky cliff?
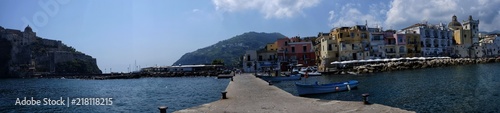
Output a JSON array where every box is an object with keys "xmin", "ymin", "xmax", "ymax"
[{"xmin": 0, "ymin": 26, "xmax": 101, "ymax": 78}]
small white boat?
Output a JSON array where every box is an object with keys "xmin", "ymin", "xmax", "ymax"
[{"xmin": 299, "ymin": 71, "xmax": 322, "ymax": 76}]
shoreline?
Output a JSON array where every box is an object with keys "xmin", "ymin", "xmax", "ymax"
[{"xmin": 6, "ymin": 71, "xmax": 226, "ymax": 80}]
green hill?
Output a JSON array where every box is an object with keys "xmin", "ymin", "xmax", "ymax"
[{"xmin": 173, "ymin": 32, "xmax": 285, "ymax": 67}]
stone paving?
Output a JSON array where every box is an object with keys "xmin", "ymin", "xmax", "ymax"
[{"xmin": 176, "ymin": 73, "xmax": 413, "ymax": 113}]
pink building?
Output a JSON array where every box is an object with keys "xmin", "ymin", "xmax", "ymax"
[
  {"xmin": 275, "ymin": 37, "xmax": 316, "ymax": 71},
  {"xmin": 394, "ymin": 34, "xmax": 407, "ymax": 45}
]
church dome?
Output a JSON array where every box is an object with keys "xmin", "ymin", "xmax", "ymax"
[
  {"xmin": 448, "ymin": 15, "xmax": 462, "ymax": 30},
  {"xmin": 24, "ymin": 25, "xmax": 33, "ymax": 32}
]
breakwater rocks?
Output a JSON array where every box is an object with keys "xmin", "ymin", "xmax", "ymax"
[{"xmin": 341, "ymin": 57, "xmax": 500, "ymax": 75}]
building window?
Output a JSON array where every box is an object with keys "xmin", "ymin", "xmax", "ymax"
[
  {"xmin": 351, "ymin": 33, "xmax": 354, "ymax": 38},
  {"xmin": 328, "ymin": 44, "xmax": 332, "ymax": 51},
  {"xmin": 291, "ymin": 47, "xmax": 295, "ymax": 53},
  {"xmin": 247, "ymin": 55, "xmax": 250, "ymax": 61},
  {"xmin": 303, "ymin": 46, "xmax": 307, "ymax": 52},
  {"xmin": 259, "ymin": 55, "xmax": 262, "ymax": 61}
]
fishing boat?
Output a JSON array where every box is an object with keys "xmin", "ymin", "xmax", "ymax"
[
  {"xmin": 258, "ymin": 74, "xmax": 301, "ymax": 82},
  {"xmin": 295, "ymin": 80, "xmax": 359, "ymax": 96}
]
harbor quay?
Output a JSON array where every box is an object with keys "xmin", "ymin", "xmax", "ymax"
[{"xmin": 175, "ymin": 73, "xmax": 412, "ymax": 113}]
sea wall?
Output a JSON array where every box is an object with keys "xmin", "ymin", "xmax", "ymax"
[{"xmin": 337, "ymin": 57, "xmax": 500, "ymax": 75}]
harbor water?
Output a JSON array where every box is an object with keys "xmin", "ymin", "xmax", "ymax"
[
  {"xmin": 274, "ymin": 63, "xmax": 500, "ymax": 112},
  {"xmin": 0, "ymin": 77, "xmax": 229, "ymax": 113}
]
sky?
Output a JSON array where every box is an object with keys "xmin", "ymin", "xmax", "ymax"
[{"xmin": 1, "ymin": 0, "xmax": 500, "ymax": 73}]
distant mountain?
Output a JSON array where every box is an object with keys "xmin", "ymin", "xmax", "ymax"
[
  {"xmin": 480, "ymin": 30, "xmax": 500, "ymax": 35},
  {"xmin": 173, "ymin": 32, "xmax": 285, "ymax": 67}
]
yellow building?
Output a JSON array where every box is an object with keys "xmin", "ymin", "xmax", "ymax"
[
  {"xmin": 405, "ymin": 33, "xmax": 422, "ymax": 57},
  {"xmin": 265, "ymin": 43, "xmax": 278, "ymax": 51},
  {"xmin": 330, "ymin": 25, "xmax": 371, "ymax": 61},
  {"xmin": 316, "ymin": 32, "xmax": 338, "ymax": 72}
]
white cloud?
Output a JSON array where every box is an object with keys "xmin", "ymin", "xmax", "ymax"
[
  {"xmin": 212, "ymin": 0, "xmax": 320, "ymax": 19},
  {"xmin": 385, "ymin": 0, "xmax": 500, "ymax": 31},
  {"xmin": 328, "ymin": 3, "xmax": 384, "ymax": 28},
  {"xmin": 328, "ymin": 10, "xmax": 335, "ymax": 21},
  {"xmin": 192, "ymin": 9, "xmax": 200, "ymax": 13}
]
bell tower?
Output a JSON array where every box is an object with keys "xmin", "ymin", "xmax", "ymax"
[{"xmin": 462, "ymin": 15, "xmax": 479, "ymax": 45}]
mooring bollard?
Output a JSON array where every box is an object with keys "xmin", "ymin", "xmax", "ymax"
[
  {"xmin": 268, "ymin": 80, "xmax": 273, "ymax": 85},
  {"xmin": 362, "ymin": 93, "xmax": 370, "ymax": 104},
  {"xmin": 221, "ymin": 91, "xmax": 227, "ymax": 99},
  {"xmin": 230, "ymin": 77, "xmax": 233, "ymax": 81},
  {"xmin": 158, "ymin": 106, "xmax": 168, "ymax": 113}
]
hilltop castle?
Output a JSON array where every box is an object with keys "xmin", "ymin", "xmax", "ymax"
[{"xmin": 0, "ymin": 26, "xmax": 101, "ymax": 78}]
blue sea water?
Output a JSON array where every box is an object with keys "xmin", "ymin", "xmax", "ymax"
[
  {"xmin": 0, "ymin": 77, "xmax": 229, "ymax": 113},
  {"xmin": 274, "ymin": 63, "xmax": 500, "ymax": 113}
]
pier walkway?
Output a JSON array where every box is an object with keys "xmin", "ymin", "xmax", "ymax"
[{"xmin": 176, "ymin": 73, "xmax": 412, "ymax": 113}]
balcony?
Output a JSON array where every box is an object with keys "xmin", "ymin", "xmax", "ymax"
[{"xmin": 386, "ymin": 51, "xmax": 396, "ymax": 53}]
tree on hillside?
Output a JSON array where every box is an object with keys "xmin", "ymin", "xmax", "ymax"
[{"xmin": 212, "ymin": 59, "xmax": 224, "ymax": 65}]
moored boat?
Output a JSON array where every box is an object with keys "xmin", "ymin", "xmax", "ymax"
[
  {"xmin": 298, "ymin": 71, "xmax": 322, "ymax": 76},
  {"xmin": 258, "ymin": 74, "xmax": 301, "ymax": 82},
  {"xmin": 295, "ymin": 80, "xmax": 359, "ymax": 96}
]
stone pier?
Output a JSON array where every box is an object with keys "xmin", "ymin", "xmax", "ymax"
[{"xmin": 176, "ymin": 73, "xmax": 412, "ymax": 113}]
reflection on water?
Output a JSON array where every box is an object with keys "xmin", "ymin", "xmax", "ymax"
[
  {"xmin": 274, "ymin": 63, "xmax": 500, "ymax": 112},
  {"xmin": 0, "ymin": 77, "xmax": 229, "ymax": 112}
]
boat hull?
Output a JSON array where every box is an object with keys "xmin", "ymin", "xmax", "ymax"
[{"xmin": 295, "ymin": 80, "xmax": 359, "ymax": 96}]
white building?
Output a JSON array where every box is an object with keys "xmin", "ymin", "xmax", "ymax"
[
  {"xmin": 242, "ymin": 50, "xmax": 258, "ymax": 72},
  {"xmin": 402, "ymin": 23, "xmax": 453, "ymax": 57},
  {"xmin": 480, "ymin": 35, "xmax": 500, "ymax": 57},
  {"xmin": 369, "ymin": 32, "xmax": 386, "ymax": 58}
]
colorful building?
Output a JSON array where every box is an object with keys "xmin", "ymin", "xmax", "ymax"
[
  {"xmin": 480, "ymin": 35, "xmax": 500, "ymax": 57},
  {"xmin": 316, "ymin": 32, "xmax": 338, "ymax": 72},
  {"xmin": 384, "ymin": 30, "xmax": 397, "ymax": 58},
  {"xmin": 330, "ymin": 25, "xmax": 371, "ymax": 61},
  {"xmin": 394, "ymin": 33, "xmax": 407, "ymax": 57},
  {"xmin": 265, "ymin": 43, "xmax": 278, "ymax": 51},
  {"xmin": 404, "ymin": 32, "xmax": 422, "ymax": 57},
  {"xmin": 368, "ymin": 27, "xmax": 387, "ymax": 59},
  {"xmin": 402, "ymin": 23, "xmax": 453, "ymax": 57},
  {"xmin": 275, "ymin": 37, "xmax": 316, "ymax": 71},
  {"xmin": 242, "ymin": 49, "xmax": 279, "ymax": 72},
  {"xmin": 448, "ymin": 15, "xmax": 481, "ymax": 58}
]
